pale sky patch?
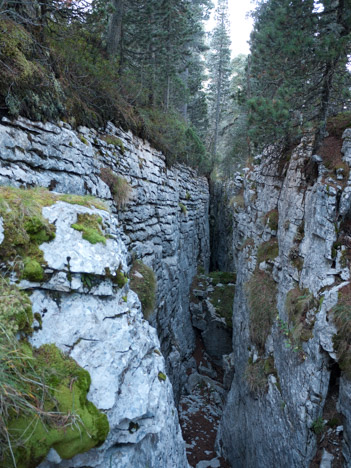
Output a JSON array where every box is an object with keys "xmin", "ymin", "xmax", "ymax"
[{"xmin": 206, "ymin": 0, "xmax": 254, "ymax": 58}]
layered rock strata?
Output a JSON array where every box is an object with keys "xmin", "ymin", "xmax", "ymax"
[
  {"xmin": 0, "ymin": 116, "xmax": 210, "ymax": 400},
  {"xmin": 216, "ymin": 131, "xmax": 351, "ymax": 467},
  {"xmin": 0, "ymin": 197, "xmax": 189, "ymax": 467}
]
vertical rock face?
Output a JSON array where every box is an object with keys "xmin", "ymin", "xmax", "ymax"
[
  {"xmin": 216, "ymin": 132, "xmax": 351, "ymax": 467},
  {"xmin": 0, "ymin": 116, "xmax": 210, "ymax": 400},
  {"xmin": 0, "ymin": 198, "xmax": 188, "ymax": 467}
]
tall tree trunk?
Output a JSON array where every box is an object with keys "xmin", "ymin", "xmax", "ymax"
[{"xmin": 107, "ymin": 0, "xmax": 124, "ymax": 58}]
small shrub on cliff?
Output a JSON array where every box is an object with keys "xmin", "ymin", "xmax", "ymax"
[
  {"xmin": 331, "ymin": 283, "xmax": 351, "ymax": 379},
  {"xmin": 245, "ymin": 355, "xmax": 278, "ymax": 396},
  {"xmin": 100, "ymin": 168, "xmax": 132, "ymax": 209},
  {"xmin": 130, "ymin": 260, "xmax": 156, "ymax": 319},
  {"xmin": 247, "ymin": 270, "xmax": 277, "ymax": 353},
  {"xmin": 285, "ymin": 288, "xmax": 317, "ymax": 343}
]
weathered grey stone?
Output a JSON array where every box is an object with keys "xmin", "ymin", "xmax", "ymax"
[
  {"xmin": 0, "ymin": 116, "xmax": 210, "ymax": 403},
  {"xmin": 24, "ymin": 201, "xmax": 189, "ymax": 468},
  {"xmin": 215, "ymin": 134, "xmax": 351, "ymax": 468},
  {"xmin": 320, "ymin": 449, "xmax": 334, "ymax": 468}
]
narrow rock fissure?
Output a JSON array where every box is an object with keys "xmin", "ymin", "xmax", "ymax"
[
  {"xmin": 178, "ymin": 221, "xmax": 236, "ymax": 468},
  {"xmin": 311, "ymin": 361, "xmax": 343, "ymax": 468}
]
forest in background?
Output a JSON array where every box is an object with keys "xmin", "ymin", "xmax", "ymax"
[{"xmin": 0, "ymin": 0, "xmax": 351, "ymax": 175}]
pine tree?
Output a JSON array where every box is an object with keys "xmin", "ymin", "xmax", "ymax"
[
  {"xmin": 247, "ymin": 0, "xmax": 351, "ymax": 151},
  {"xmin": 206, "ymin": 0, "xmax": 232, "ymax": 157}
]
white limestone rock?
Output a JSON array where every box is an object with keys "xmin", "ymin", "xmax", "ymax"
[{"xmin": 26, "ymin": 202, "xmax": 189, "ymax": 468}]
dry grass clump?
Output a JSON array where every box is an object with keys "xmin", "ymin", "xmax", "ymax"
[
  {"xmin": 100, "ymin": 168, "xmax": 133, "ymax": 209},
  {"xmin": 129, "ymin": 260, "xmax": 156, "ymax": 319},
  {"xmin": 285, "ymin": 287, "xmax": 318, "ymax": 343},
  {"xmin": 246, "ymin": 270, "xmax": 277, "ymax": 353},
  {"xmin": 331, "ymin": 283, "xmax": 351, "ymax": 379}
]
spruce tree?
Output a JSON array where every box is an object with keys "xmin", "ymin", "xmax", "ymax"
[
  {"xmin": 206, "ymin": 0, "xmax": 232, "ymax": 157},
  {"xmin": 247, "ymin": 0, "xmax": 351, "ymax": 151}
]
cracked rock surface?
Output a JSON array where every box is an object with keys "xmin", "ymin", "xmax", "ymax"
[
  {"xmin": 20, "ymin": 201, "xmax": 189, "ymax": 468},
  {"xmin": 214, "ymin": 132, "xmax": 351, "ymax": 467},
  {"xmin": 0, "ymin": 116, "xmax": 210, "ymax": 401}
]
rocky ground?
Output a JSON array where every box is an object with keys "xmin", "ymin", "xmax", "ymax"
[{"xmin": 179, "ymin": 334, "xmax": 231, "ymax": 468}]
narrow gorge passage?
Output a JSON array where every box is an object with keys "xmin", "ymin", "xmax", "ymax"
[{"xmin": 178, "ymin": 269, "xmax": 235, "ymax": 467}]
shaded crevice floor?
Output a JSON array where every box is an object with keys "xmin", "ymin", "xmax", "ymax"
[{"xmin": 179, "ymin": 334, "xmax": 231, "ymax": 468}]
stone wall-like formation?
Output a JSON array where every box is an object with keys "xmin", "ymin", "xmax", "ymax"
[
  {"xmin": 0, "ymin": 115, "xmax": 210, "ymax": 467},
  {"xmin": 215, "ymin": 131, "xmax": 351, "ymax": 467},
  {"xmin": 0, "ymin": 116, "xmax": 210, "ymax": 401}
]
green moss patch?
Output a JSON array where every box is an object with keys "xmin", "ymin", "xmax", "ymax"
[
  {"xmin": 0, "ymin": 281, "xmax": 108, "ymax": 467},
  {"xmin": 130, "ymin": 260, "xmax": 156, "ymax": 319},
  {"xmin": 247, "ymin": 270, "xmax": 277, "ymax": 353},
  {"xmin": 22, "ymin": 258, "xmax": 44, "ymax": 282},
  {"xmin": 115, "ymin": 269, "xmax": 128, "ymax": 288},
  {"xmin": 71, "ymin": 213, "xmax": 106, "ymax": 245}
]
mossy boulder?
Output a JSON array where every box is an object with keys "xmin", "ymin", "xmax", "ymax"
[
  {"xmin": 0, "ymin": 280, "xmax": 109, "ymax": 467},
  {"xmin": 5, "ymin": 344, "xmax": 109, "ymax": 467},
  {"xmin": 0, "ymin": 186, "xmax": 107, "ymax": 280}
]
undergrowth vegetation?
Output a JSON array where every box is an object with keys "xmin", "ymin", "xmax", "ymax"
[
  {"xmin": 129, "ymin": 260, "xmax": 156, "ymax": 319},
  {"xmin": 0, "ymin": 278, "xmax": 108, "ymax": 467},
  {"xmin": 331, "ymin": 283, "xmax": 351, "ymax": 379},
  {"xmin": 247, "ymin": 270, "xmax": 277, "ymax": 353},
  {"xmin": 0, "ymin": 16, "xmax": 210, "ymax": 172}
]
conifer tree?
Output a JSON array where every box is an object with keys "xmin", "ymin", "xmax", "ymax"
[
  {"xmin": 247, "ymin": 0, "xmax": 351, "ymax": 151},
  {"xmin": 206, "ymin": 0, "xmax": 232, "ymax": 157}
]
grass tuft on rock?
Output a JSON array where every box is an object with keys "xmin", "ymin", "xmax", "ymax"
[
  {"xmin": 100, "ymin": 168, "xmax": 133, "ymax": 209},
  {"xmin": 245, "ymin": 355, "xmax": 278, "ymax": 396},
  {"xmin": 130, "ymin": 260, "xmax": 156, "ymax": 319},
  {"xmin": 0, "ymin": 279, "xmax": 109, "ymax": 467},
  {"xmin": 331, "ymin": 283, "xmax": 351, "ymax": 379},
  {"xmin": 285, "ymin": 287, "xmax": 318, "ymax": 343},
  {"xmin": 256, "ymin": 239, "xmax": 279, "ymax": 264},
  {"xmin": 247, "ymin": 270, "xmax": 277, "ymax": 353}
]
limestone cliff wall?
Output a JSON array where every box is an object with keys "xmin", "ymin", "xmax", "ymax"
[
  {"xmin": 0, "ymin": 115, "xmax": 210, "ymax": 467},
  {"xmin": 0, "ymin": 116, "xmax": 210, "ymax": 401},
  {"xmin": 216, "ymin": 131, "xmax": 351, "ymax": 467}
]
